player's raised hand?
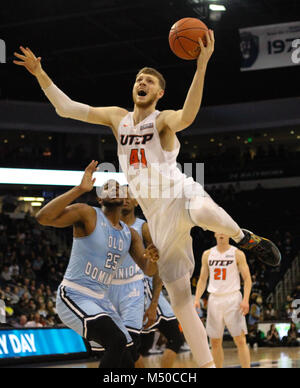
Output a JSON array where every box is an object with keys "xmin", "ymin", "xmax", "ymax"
[
  {"xmin": 144, "ymin": 244, "xmax": 159, "ymax": 263},
  {"xmin": 13, "ymin": 46, "xmax": 42, "ymax": 76},
  {"xmin": 143, "ymin": 305, "xmax": 157, "ymax": 329},
  {"xmin": 197, "ymin": 29, "xmax": 215, "ymax": 68},
  {"xmin": 79, "ymin": 160, "xmax": 98, "ymax": 193}
]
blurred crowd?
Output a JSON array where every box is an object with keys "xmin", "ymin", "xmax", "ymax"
[{"xmin": 0, "ymin": 211, "xmax": 68, "ymax": 327}]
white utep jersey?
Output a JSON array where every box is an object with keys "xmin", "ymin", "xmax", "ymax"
[
  {"xmin": 117, "ymin": 110, "xmax": 201, "ymax": 282},
  {"xmin": 207, "ymin": 246, "xmax": 240, "ymax": 295},
  {"xmin": 117, "ymin": 110, "xmax": 200, "ymax": 214}
]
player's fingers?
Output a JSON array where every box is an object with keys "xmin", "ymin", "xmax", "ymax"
[
  {"xmin": 86, "ymin": 160, "xmax": 95, "ymax": 170},
  {"xmin": 13, "ymin": 60, "xmax": 26, "ymax": 66},
  {"xmin": 19, "ymin": 46, "xmax": 29, "ymax": 56},
  {"xmin": 14, "ymin": 52, "xmax": 26, "ymax": 60},
  {"xmin": 198, "ymin": 37, "xmax": 205, "ymax": 50},
  {"xmin": 205, "ymin": 30, "xmax": 211, "ymax": 46},
  {"xmin": 25, "ymin": 47, "xmax": 36, "ymax": 59}
]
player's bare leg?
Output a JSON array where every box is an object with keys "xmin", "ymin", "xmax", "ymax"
[
  {"xmin": 233, "ymin": 332, "xmax": 251, "ymax": 368},
  {"xmin": 210, "ymin": 338, "xmax": 224, "ymax": 368}
]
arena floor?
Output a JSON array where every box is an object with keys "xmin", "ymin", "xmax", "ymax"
[{"xmin": 46, "ymin": 347, "xmax": 300, "ymax": 369}]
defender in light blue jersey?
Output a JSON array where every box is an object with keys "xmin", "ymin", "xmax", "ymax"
[
  {"xmin": 36, "ymin": 161, "xmax": 159, "ymax": 368},
  {"xmin": 107, "ymin": 193, "xmax": 146, "ymax": 362}
]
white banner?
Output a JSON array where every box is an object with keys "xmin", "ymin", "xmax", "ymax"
[{"xmin": 239, "ymin": 21, "xmax": 300, "ymax": 71}]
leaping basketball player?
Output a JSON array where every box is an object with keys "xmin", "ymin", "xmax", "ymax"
[
  {"xmin": 14, "ymin": 30, "xmax": 281, "ymax": 368},
  {"xmin": 194, "ymin": 233, "xmax": 252, "ymax": 368}
]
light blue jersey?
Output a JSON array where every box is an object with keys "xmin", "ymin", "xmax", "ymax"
[
  {"xmin": 64, "ymin": 207, "xmax": 132, "ymax": 293},
  {"xmin": 111, "ymin": 217, "xmax": 145, "ymax": 284},
  {"xmin": 56, "ymin": 207, "xmax": 133, "ymax": 349},
  {"xmin": 108, "ymin": 217, "xmax": 145, "ymax": 333}
]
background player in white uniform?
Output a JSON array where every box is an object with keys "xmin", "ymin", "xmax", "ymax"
[
  {"xmin": 14, "ymin": 33, "xmax": 281, "ymax": 368},
  {"xmin": 194, "ymin": 233, "xmax": 252, "ymax": 368},
  {"xmin": 35, "ymin": 161, "xmax": 158, "ymax": 368}
]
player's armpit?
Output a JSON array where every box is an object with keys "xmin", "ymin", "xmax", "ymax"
[{"xmin": 158, "ymin": 109, "xmax": 192, "ymax": 133}]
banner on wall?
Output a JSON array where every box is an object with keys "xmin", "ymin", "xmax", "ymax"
[{"xmin": 239, "ymin": 21, "xmax": 300, "ymax": 71}]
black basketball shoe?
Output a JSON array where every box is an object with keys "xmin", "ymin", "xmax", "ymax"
[{"xmin": 237, "ymin": 229, "xmax": 281, "ymax": 267}]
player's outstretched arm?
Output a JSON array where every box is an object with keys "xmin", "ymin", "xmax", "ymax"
[
  {"xmin": 129, "ymin": 228, "xmax": 159, "ymax": 276},
  {"xmin": 143, "ymin": 272, "xmax": 163, "ymax": 329},
  {"xmin": 237, "ymin": 250, "xmax": 252, "ymax": 316},
  {"xmin": 159, "ymin": 30, "xmax": 214, "ymax": 133},
  {"xmin": 13, "ymin": 47, "xmax": 126, "ymax": 133},
  {"xmin": 36, "ymin": 160, "xmax": 97, "ymax": 228},
  {"xmin": 194, "ymin": 250, "xmax": 210, "ymax": 309}
]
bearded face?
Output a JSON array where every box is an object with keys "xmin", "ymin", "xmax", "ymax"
[{"xmin": 132, "ymin": 73, "xmax": 164, "ymax": 108}]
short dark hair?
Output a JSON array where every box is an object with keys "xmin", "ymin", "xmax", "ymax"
[{"xmin": 136, "ymin": 67, "xmax": 166, "ymax": 90}]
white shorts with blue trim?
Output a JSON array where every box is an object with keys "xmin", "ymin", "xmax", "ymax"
[{"xmin": 56, "ymin": 282, "xmax": 132, "ymax": 351}]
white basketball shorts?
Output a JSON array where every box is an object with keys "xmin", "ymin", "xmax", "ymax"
[{"xmin": 206, "ymin": 291, "xmax": 248, "ymax": 339}]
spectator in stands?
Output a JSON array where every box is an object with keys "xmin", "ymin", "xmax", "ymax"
[
  {"xmin": 9, "ymin": 259, "xmax": 20, "ymax": 278},
  {"xmin": 37, "ymin": 302, "xmax": 48, "ymax": 318},
  {"xmin": 292, "ymin": 284, "xmax": 300, "ymax": 300},
  {"xmin": 247, "ymin": 323, "xmax": 266, "ymax": 348},
  {"xmin": 32, "ymin": 255, "xmax": 44, "ymax": 275},
  {"xmin": 25, "ymin": 312, "xmax": 43, "ymax": 328},
  {"xmin": 13, "ymin": 314, "xmax": 28, "ymax": 328},
  {"xmin": 283, "ymin": 295, "xmax": 294, "ymax": 320},
  {"xmin": 1, "ymin": 265, "xmax": 12, "ymax": 283},
  {"xmin": 46, "ymin": 300, "xmax": 57, "ymax": 318},
  {"xmin": 248, "ymin": 295, "xmax": 263, "ymax": 327},
  {"xmin": 265, "ymin": 324, "xmax": 280, "ymax": 347},
  {"xmin": 285, "ymin": 322, "xmax": 299, "ymax": 347},
  {"xmin": 264, "ymin": 303, "xmax": 277, "ymax": 321}
]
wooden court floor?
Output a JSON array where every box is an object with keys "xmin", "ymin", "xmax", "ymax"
[{"xmin": 46, "ymin": 347, "xmax": 300, "ymax": 368}]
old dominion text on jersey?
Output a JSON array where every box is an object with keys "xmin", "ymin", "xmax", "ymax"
[{"xmin": 63, "ymin": 208, "xmax": 132, "ymax": 294}]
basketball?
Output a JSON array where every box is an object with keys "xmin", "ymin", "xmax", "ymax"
[{"xmin": 169, "ymin": 17, "xmax": 208, "ymax": 60}]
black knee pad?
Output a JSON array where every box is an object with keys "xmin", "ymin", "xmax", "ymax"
[
  {"xmin": 159, "ymin": 319, "xmax": 184, "ymax": 354},
  {"xmin": 86, "ymin": 315, "xmax": 127, "ymax": 351}
]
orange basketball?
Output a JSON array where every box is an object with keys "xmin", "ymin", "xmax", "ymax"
[{"xmin": 169, "ymin": 17, "xmax": 208, "ymax": 60}]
